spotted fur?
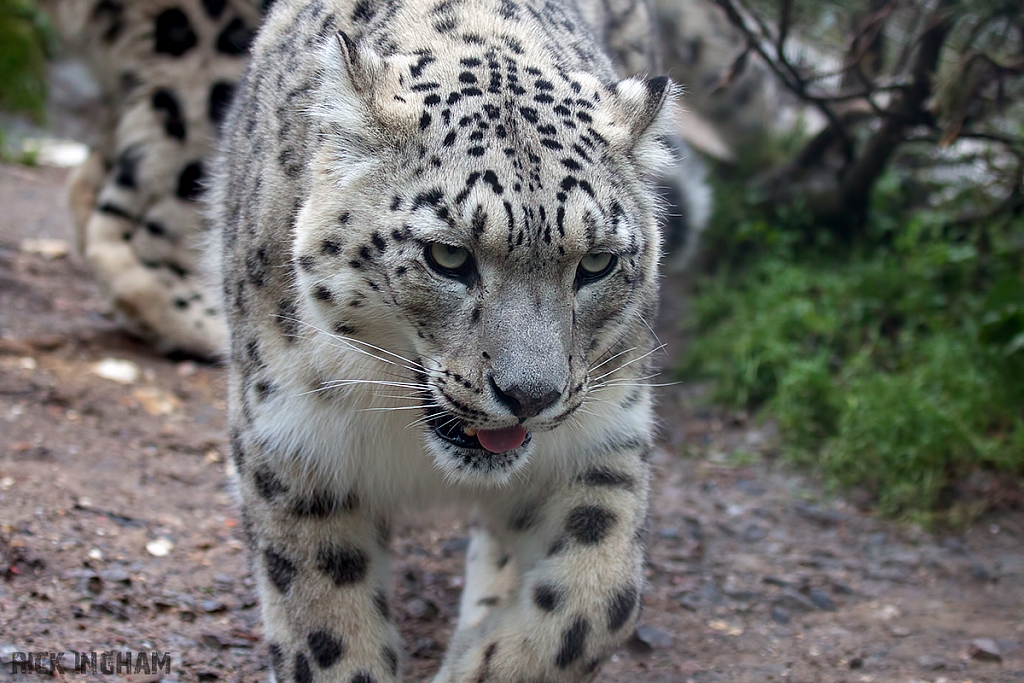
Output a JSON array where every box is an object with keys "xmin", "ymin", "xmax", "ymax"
[
  {"xmin": 50, "ymin": 0, "xmax": 714, "ymax": 680},
  {"xmin": 43, "ymin": 0, "xmax": 268, "ymax": 356},
  {"xmin": 206, "ymin": 2, "xmax": 685, "ymax": 681}
]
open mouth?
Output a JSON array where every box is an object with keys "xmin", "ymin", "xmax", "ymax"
[{"xmin": 428, "ymin": 412, "xmax": 531, "ymax": 453}]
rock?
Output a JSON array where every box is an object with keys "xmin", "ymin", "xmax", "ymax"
[
  {"xmin": 441, "ymin": 537, "xmax": 469, "ymax": 554},
  {"xmin": 678, "ymin": 593, "xmax": 700, "ymax": 611},
  {"xmin": 742, "ymin": 524, "xmax": 766, "ymax": 543},
  {"xmin": 763, "ymin": 575, "xmax": 792, "ymax": 587},
  {"xmin": 201, "ymin": 600, "xmax": 228, "ymax": 613},
  {"xmin": 809, "ymin": 589, "xmax": 837, "ymax": 611},
  {"xmin": 92, "ymin": 358, "xmax": 140, "ymax": 384},
  {"xmin": 770, "ymin": 606, "xmax": 791, "ymax": 624},
  {"xmin": 970, "ymin": 561, "xmax": 991, "ymax": 581},
  {"xmin": 99, "ymin": 569, "xmax": 131, "ymax": 584},
  {"xmin": 917, "ymin": 654, "xmax": 947, "ymax": 670},
  {"xmin": 404, "ymin": 597, "xmax": 439, "ymax": 620},
  {"xmin": 133, "ymin": 387, "xmax": 181, "ymax": 416},
  {"xmin": 628, "ymin": 625, "xmax": 675, "ymax": 654},
  {"xmin": 968, "ymin": 638, "xmax": 1002, "ymax": 662},
  {"xmin": 773, "ymin": 589, "xmax": 816, "ymax": 612},
  {"xmin": 146, "ymin": 538, "xmax": 174, "ymax": 557},
  {"xmin": 794, "ymin": 502, "xmax": 844, "ymax": 526},
  {"xmin": 890, "ymin": 625, "xmax": 911, "ymax": 637},
  {"xmin": 20, "ymin": 238, "xmax": 70, "ymax": 259}
]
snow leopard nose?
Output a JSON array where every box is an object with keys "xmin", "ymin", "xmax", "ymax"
[{"xmin": 490, "ymin": 376, "xmax": 562, "ymax": 419}]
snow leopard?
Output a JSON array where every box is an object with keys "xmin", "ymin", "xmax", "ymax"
[
  {"xmin": 209, "ymin": 0, "xmax": 695, "ymax": 680},
  {"xmin": 45, "ymin": 0, "xmax": 712, "ymax": 360}
]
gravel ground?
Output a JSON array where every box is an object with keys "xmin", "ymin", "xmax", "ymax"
[{"xmin": 1, "ymin": 162, "xmax": 1022, "ymax": 683}]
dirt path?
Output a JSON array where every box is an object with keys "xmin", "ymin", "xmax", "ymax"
[{"xmin": 0, "ymin": 162, "xmax": 1022, "ymax": 682}]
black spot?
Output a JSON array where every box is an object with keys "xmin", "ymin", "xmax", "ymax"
[
  {"xmin": 201, "ymin": 0, "xmax": 226, "ymax": 18},
  {"xmin": 382, "ymin": 647, "xmax": 398, "ymax": 676},
  {"xmin": 293, "ymin": 492, "xmax": 339, "ymax": 518},
  {"xmin": 565, "ymin": 505, "xmax": 616, "ymax": 545},
  {"xmin": 373, "ymin": 590, "xmax": 389, "ymax": 619},
  {"xmin": 264, "ymin": 548, "xmax": 297, "ymax": 593},
  {"xmin": 533, "ymin": 583, "xmax": 562, "ymax": 612},
  {"xmin": 209, "ymin": 81, "xmax": 236, "ymax": 125},
  {"xmin": 114, "ymin": 148, "xmax": 140, "ymax": 188},
  {"xmin": 442, "ymin": 131, "xmax": 457, "ymax": 147},
  {"xmin": 467, "ymin": 146, "xmax": 485, "ymax": 157},
  {"xmin": 410, "ymin": 54, "xmax": 435, "ymax": 77},
  {"xmin": 580, "ymin": 468, "xmax": 635, "ymax": 490},
  {"xmin": 420, "ymin": 112, "xmax": 432, "ymax": 130},
  {"xmin": 509, "ymin": 505, "xmax": 538, "ymax": 532},
  {"xmin": 424, "ymin": 94, "xmax": 441, "ymax": 106},
  {"xmin": 352, "ymin": 0, "xmax": 374, "ymax": 22},
  {"xmin": 176, "ymin": 162, "xmax": 204, "ymax": 200},
  {"xmin": 322, "ymin": 239, "xmax": 342, "ymax": 255},
  {"xmin": 556, "ymin": 616, "xmax": 589, "ymax": 668},
  {"xmin": 308, "ymin": 630, "xmax": 345, "ymax": 668},
  {"xmin": 295, "ymin": 652, "xmax": 312, "ymax": 683},
  {"xmin": 254, "ymin": 466, "xmax": 287, "ymax": 500},
  {"xmin": 458, "ymin": 71, "xmax": 477, "ymax": 84},
  {"xmin": 313, "ymin": 286, "xmax": 333, "ymax": 302},
  {"xmin": 607, "ymin": 585, "xmax": 638, "ymax": 632},
  {"xmin": 154, "ymin": 8, "xmax": 197, "ymax": 56},
  {"xmin": 318, "ymin": 544, "xmax": 369, "ymax": 585},
  {"xmin": 216, "ymin": 17, "xmax": 254, "ymax": 54},
  {"xmin": 152, "ymin": 89, "xmax": 186, "ymax": 140},
  {"xmin": 297, "ymin": 255, "xmax": 316, "ymax": 272},
  {"xmin": 92, "ymin": 1, "xmax": 125, "ymax": 43},
  {"xmin": 268, "ymin": 643, "xmax": 285, "ymax": 681}
]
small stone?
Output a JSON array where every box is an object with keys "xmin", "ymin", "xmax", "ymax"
[
  {"xmin": 146, "ymin": 538, "xmax": 174, "ymax": 557},
  {"xmin": 890, "ymin": 625, "xmax": 911, "ymax": 637},
  {"xmin": 773, "ymin": 588, "xmax": 815, "ymax": 612},
  {"xmin": 809, "ymin": 589, "xmax": 837, "ymax": 611},
  {"xmin": 970, "ymin": 561, "xmax": 991, "ymax": 581},
  {"xmin": 88, "ymin": 548, "xmax": 103, "ymax": 561},
  {"xmin": 742, "ymin": 524, "xmax": 766, "ymax": 543},
  {"xmin": 404, "ymin": 597, "xmax": 439, "ymax": 620},
  {"xmin": 917, "ymin": 654, "xmax": 947, "ymax": 670},
  {"xmin": 201, "ymin": 599, "xmax": 228, "ymax": 613},
  {"xmin": 20, "ymin": 238, "xmax": 70, "ymax": 259},
  {"xmin": 770, "ymin": 606, "xmax": 791, "ymax": 624},
  {"xmin": 133, "ymin": 387, "xmax": 181, "ymax": 416},
  {"xmin": 968, "ymin": 638, "xmax": 1002, "ymax": 662},
  {"xmin": 99, "ymin": 569, "xmax": 131, "ymax": 584},
  {"xmin": 441, "ymin": 537, "xmax": 469, "ymax": 554},
  {"xmin": 0, "ymin": 477, "xmax": 13, "ymax": 490},
  {"xmin": 92, "ymin": 358, "xmax": 140, "ymax": 384},
  {"xmin": 628, "ymin": 625, "xmax": 674, "ymax": 654}
]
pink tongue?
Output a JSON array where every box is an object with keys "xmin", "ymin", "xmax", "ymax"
[{"xmin": 476, "ymin": 426, "xmax": 528, "ymax": 453}]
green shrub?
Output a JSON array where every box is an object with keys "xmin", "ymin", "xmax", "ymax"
[
  {"xmin": 682, "ymin": 169, "xmax": 1024, "ymax": 521},
  {"xmin": 0, "ymin": 0, "xmax": 53, "ymax": 118}
]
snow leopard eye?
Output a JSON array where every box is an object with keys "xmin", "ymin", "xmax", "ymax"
[
  {"xmin": 577, "ymin": 252, "xmax": 617, "ymax": 284},
  {"xmin": 426, "ymin": 242, "xmax": 473, "ymax": 277}
]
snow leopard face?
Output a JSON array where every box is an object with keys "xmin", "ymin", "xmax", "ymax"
[{"xmin": 290, "ymin": 34, "xmax": 671, "ymax": 481}]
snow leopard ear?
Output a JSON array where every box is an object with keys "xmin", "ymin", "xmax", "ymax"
[
  {"xmin": 314, "ymin": 32, "xmax": 418, "ymax": 152},
  {"xmin": 334, "ymin": 31, "xmax": 385, "ymax": 93},
  {"xmin": 615, "ymin": 75, "xmax": 673, "ymax": 139}
]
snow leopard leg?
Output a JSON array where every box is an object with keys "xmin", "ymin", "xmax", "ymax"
[
  {"xmin": 434, "ymin": 441, "xmax": 651, "ymax": 683},
  {"xmin": 457, "ymin": 526, "xmax": 519, "ymax": 631},
  {"xmin": 234, "ymin": 434, "xmax": 402, "ymax": 683}
]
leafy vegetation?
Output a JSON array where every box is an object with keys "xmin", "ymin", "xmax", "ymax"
[
  {"xmin": 682, "ymin": 0, "xmax": 1024, "ymax": 523},
  {"xmin": 0, "ymin": 0, "xmax": 52, "ymax": 118},
  {"xmin": 683, "ymin": 134, "xmax": 1024, "ymax": 521}
]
